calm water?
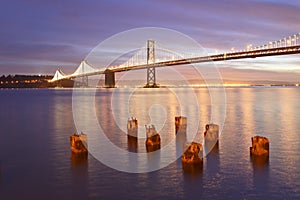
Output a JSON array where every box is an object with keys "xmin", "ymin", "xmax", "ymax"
[{"xmin": 0, "ymin": 87, "xmax": 300, "ymax": 199}]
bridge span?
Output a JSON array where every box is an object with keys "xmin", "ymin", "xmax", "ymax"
[{"xmin": 50, "ymin": 33, "xmax": 300, "ymax": 87}]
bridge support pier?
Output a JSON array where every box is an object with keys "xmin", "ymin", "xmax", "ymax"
[
  {"xmin": 82, "ymin": 76, "xmax": 88, "ymax": 87},
  {"xmin": 74, "ymin": 76, "xmax": 88, "ymax": 87},
  {"xmin": 105, "ymin": 70, "xmax": 115, "ymax": 88},
  {"xmin": 56, "ymin": 80, "xmax": 62, "ymax": 88}
]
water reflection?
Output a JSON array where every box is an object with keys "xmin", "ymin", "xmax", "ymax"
[
  {"xmin": 251, "ymin": 155, "xmax": 269, "ymax": 168},
  {"xmin": 70, "ymin": 153, "xmax": 89, "ymax": 199},
  {"xmin": 182, "ymin": 159, "xmax": 204, "ymax": 199},
  {"xmin": 251, "ymin": 155, "xmax": 270, "ymax": 193},
  {"xmin": 146, "ymin": 144, "xmax": 161, "ymax": 153},
  {"xmin": 146, "ymin": 150, "xmax": 161, "ymax": 171},
  {"xmin": 0, "ymin": 162, "xmax": 2, "ymax": 185},
  {"xmin": 205, "ymin": 142, "xmax": 220, "ymax": 175},
  {"xmin": 176, "ymin": 132, "xmax": 187, "ymax": 159},
  {"xmin": 96, "ymin": 89, "xmax": 126, "ymax": 149},
  {"xmin": 1, "ymin": 88, "xmax": 300, "ymax": 199},
  {"xmin": 182, "ymin": 163, "xmax": 203, "ymax": 176},
  {"xmin": 127, "ymin": 136, "xmax": 138, "ymax": 153},
  {"xmin": 205, "ymin": 141, "xmax": 219, "ymax": 155},
  {"xmin": 71, "ymin": 153, "xmax": 88, "ymax": 167}
]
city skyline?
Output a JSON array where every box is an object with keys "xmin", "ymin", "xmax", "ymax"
[{"xmin": 1, "ymin": 0, "xmax": 300, "ymax": 82}]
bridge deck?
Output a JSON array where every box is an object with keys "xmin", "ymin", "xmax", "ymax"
[{"xmin": 60, "ymin": 45, "xmax": 300, "ymax": 80}]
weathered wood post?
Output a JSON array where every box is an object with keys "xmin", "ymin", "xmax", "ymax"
[
  {"xmin": 204, "ymin": 124, "xmax": 219, "ymax": 153},
  {"xmin": 250, "ymin": 135, "xmax": 269, "ymax": 166},
  {"xmin": 250, "ymin": 136, "xmax": 269, "ymax": 156},
  {"xmin": 127, "ymin": 117, "xmax": 138, "ymax": 152},
  {"xmin": 204, "ymin": 124, "xmax": 219, "ymax": 141},
  {"xmin": 182, "ymin": 142, "xmax": 203, "ymax": 164},
  {"xmin": 175, "ymin": 117, "xmax": 187, "ymax": 156},
  {"xmin": 127, "ymin": 117, "xmax": 138, "ymax": 138},
  {"xmin": 175, "ymin": 116, "xmax": 187, "ymax": 135},
  {"xmin": 70, "ymin": 132, "xmax": 88, "ymax": 154},
  {"xmin": 182, "ymin": 142, "xmax": 203, "ymax": 173},
  {"xmin": 145, "ymin": 125, "xmax": 161, "ymax": 152},
  {"xmin": 71, "ymin": 151, "xmax": 88, "ymax": 166}
]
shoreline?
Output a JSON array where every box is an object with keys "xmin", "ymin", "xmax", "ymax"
[{"xmin": 1, "ymin": 85, "xmax": 300, "ymax": 90}]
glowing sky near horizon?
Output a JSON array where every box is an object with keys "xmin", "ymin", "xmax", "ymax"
[{"xmin": 0, "ymin": 0, "xmax": 300, "ymax": 81}]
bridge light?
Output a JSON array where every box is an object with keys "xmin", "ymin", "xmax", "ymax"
[{"xmin": 246, "ymin": 44, "xmax": 252, "ymax": 51}]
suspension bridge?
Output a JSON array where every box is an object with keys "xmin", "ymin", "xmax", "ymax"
[{"xmin": 50, "ymin": 33, "xmax": 300, "ymax": 87}]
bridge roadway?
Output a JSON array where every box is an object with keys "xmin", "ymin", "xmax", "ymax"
[{"xmin": 62, "ymin": 45, "xmax": 300, "ymax": 80}]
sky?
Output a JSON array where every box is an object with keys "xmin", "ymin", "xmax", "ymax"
[{"xmin": 0, "ymin": 0, "xmax": 300, "ymax": 82}]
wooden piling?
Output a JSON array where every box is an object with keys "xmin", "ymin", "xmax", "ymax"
[
  {"xmin": 127, "ymin": 117, "xmax": 138, "ymax": 138},
  {"xmin": 250, "ymin": 136, "xmax": 269, "ymax": 156},
  {"xmin": 182, "ymin": 142, "xmax": 203, "ymax": 165},
  {"xmin": 204, "ymin": 124, "xmax": 219, "ymax": 153},
  {"xmin": 70, "ymin": 132, "xmax": 88, "ymax": 154},
  {"xmin": 145, "ymin": 125, "xmax": 161, "ymax": 152},
  {"xmin": 175, "ymin": 116, "xmax": 187, "ymax": 134},
  {"xmin": 204, "ymin": 124, "xmax": 219, "ymax": 142}
]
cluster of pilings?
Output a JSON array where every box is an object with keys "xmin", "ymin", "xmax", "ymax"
[
  {"xmin": 69, "ymin": 117, "xmax": 270, "ymax": 171},
  {"xmin": 126, "ymin": 116, "xmax": 270, "ymax": 172},
  {"xmin": 126, "ymin": 116, "xmax": 220, "ymax": 158},
  {"xmin": 127, "ymin": 117, "xmax": 161, "ymax": 153},
  {"xmin": 181, "ymin": 122, "xmax": 220, "ymax": 172},
  {"xmin": 181, "ymin": 123, "xmax": 269, "ymax": 171},
  {"xmin": 127, "ymin": 116, "xmax": 188, "ymax": 153}
]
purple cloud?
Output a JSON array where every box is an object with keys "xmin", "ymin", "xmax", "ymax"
[{"xmin": 0, "ymin": 0, "xmax": 299, "ymax": 81}]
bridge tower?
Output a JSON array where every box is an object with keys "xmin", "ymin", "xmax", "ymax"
[
  {"xmin": 144, "ymin": 40, "xmax": 159, "ymax": 88},
  {"xmin": 81, "ymin": 61, "xmax": 89, "ymax": 87},
  {"xmin": 74, "ymin": 60, "xmax": 89, "ymax": 87}
]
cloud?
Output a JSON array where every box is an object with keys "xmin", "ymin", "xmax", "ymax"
[{"xmin": 0, "ymin": 0, "xmax": 299, "ymax": 79}]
